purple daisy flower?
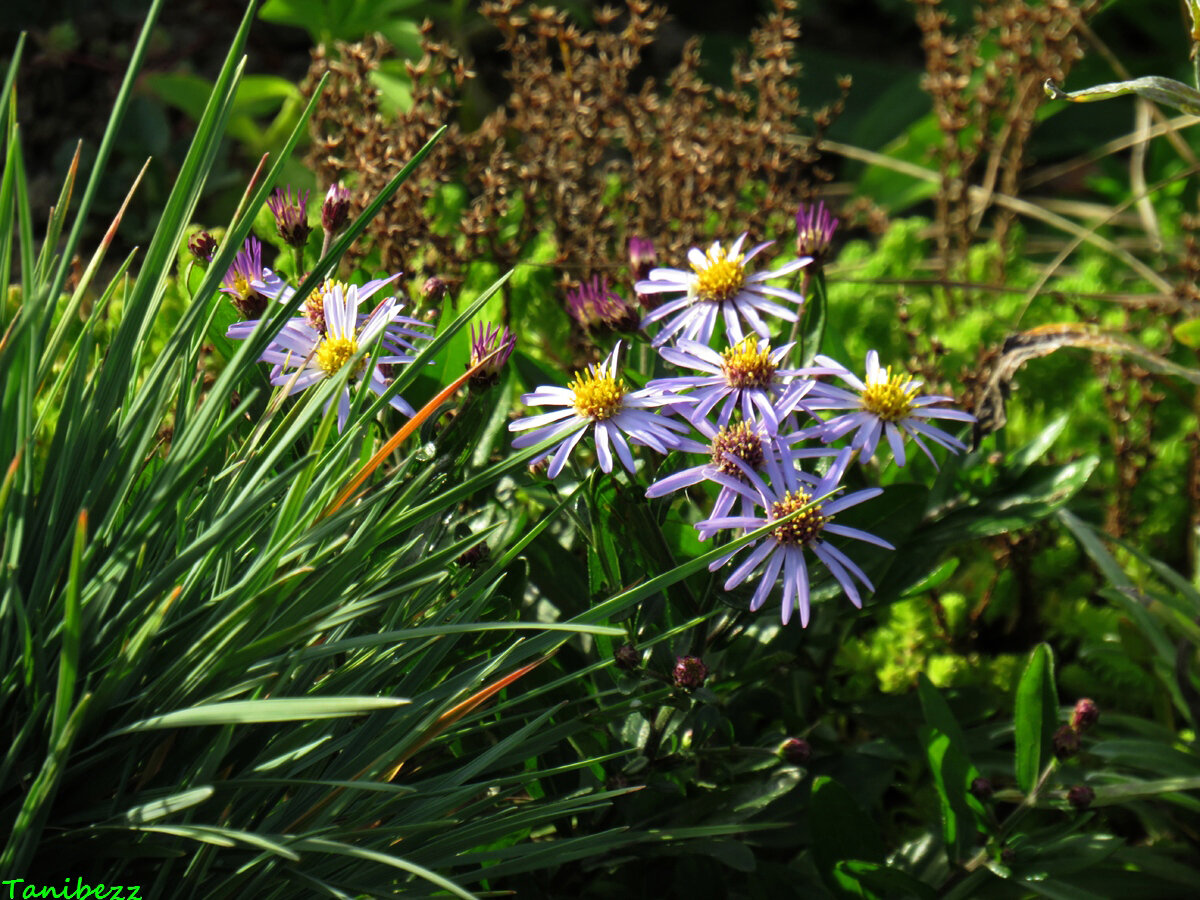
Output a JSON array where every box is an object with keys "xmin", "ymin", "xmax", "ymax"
[
  {"xmin": 806, "ymin": 350, "xmax": 976, "ymax": 468},
  {"xmin": 236, "ymin": 283, "xmax": 419, "ymax": 432},
  {"xmin": 648, "ymin": 337, "xmax": 835, "ymax": 435},
  {"xmin": 646, "ymin": 416, "xmax": 835, "ymax": 540},
  {"xmin": 509, "ymin": 342, "xmax": 692, "ymax": 479},
  {"xmin": 636, "ymin": 234, "xmax": 810, "ymax": 346},
  {"xmin": 220, "ymin": 236, "xmax": 269, "ymax": 319},
  {"xmin": 699, "ymin": 449, "xmax": 893, "ymax": 627},
  {"xmin": 230, "ymin": 271, "xmax": 431, "ymax": 364}
]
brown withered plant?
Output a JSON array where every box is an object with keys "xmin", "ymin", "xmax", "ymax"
[
  {"xmin": 302, "ymin": 0, "xmax": 848, "ymax": 315},
  {"xmin": 913, "ymin": 0, "xmax": 1097, "ymax": 289}
]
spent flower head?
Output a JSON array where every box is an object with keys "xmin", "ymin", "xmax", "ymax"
[
  {"xmin": 807, "ymin": 350, "xmax": 975, "ymax": 468},
  {"xmin": 637, "ymin": 233, "xmax": 810, "ymax": 346},
  {"xmin": 509, "ymin": 341, "xmax": 690, "ymax": 479},
  {"xmin": 220, "ymin": 236, "xmax": 269, "ymax": 319},
  {"xmin": 268, "ymin": 186, "xmax": 312, "ymax": 249}
]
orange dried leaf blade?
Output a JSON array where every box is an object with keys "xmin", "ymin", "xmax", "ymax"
[{"xmin": 383, "ymin": 655, "xmax": 552, "ymax": 783}]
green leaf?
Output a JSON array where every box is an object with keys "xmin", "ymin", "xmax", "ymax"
[
  {"xmin": 918, "ymin": 457, "xmax": 1098, "ymax": 545},
  {"xmin": 1173, "ymin": 318, "xmax": 1200, "ymax": 349},
  {"xmin": 1014, "ymin": 643, "xmax": 1058, "ymax": 793},
  {"xmin": 810, "ymin": 776, "xmax": 885, "ymax": 897},
  {"xmin": 799, "ymin": 267, "xmax": 828, "ymax": 367},
  {"xmin": 1045, "ymin": 76, "xmax": 1200, "ymax": 116},
  {"xmin": 1007, "ymin": 412, "xmax": 1069, "ymax": 476},
  {"xmin": 834, "ymin": 860, "xmax": 937, "ymax": 900},
  {"xmin": 118, "ymin": 697, "xmax": 410, "ymax": 732},
  {"xmin": 123, "ymin": 787, "xmax": 214, "ymax": 824}
]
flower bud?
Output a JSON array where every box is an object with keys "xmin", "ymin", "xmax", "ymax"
[
  {"xmin": 628, "ymin": 236, "xmax": 656, "ymax": 283},
  {"xmin": 423, "ymin": 276, "xmax": 448, "ymax": 303},
  {"xmin": 969, "ymin": 777, "xmax": 994, "ymax": 801},
  {"xmin": 187, "ymin": 230, "xmax": 217, "ymax": 263},
  {"xmin": 566, "ymin": 275, "xmax": 639, "ymax": 332},
  {"xmin": 672, "ymin": 655, "xmax": 709, "ymax": 690},
  {"xmin": 1071, "ymin": 698, "xmax": 1099, "ymax": 733},
  {"xmin": 456, "ymin": 541, "xmax": 489, "ymax": 568},
  {"xmin": 1053, "ymin": 725, "xmax": 1081, "ymax": 760},
  {"xmin": 795, "ymin": 200, "xmax": 839, "ymax": 263},
  {"xmin": 1067, "ymin": 784, "xmax": 1095, "ymax": 810},
  {"xmin": 780, "ymin": 737, "xmax": 811, "ymax": 766},
  {"xmin": 468, "ymin": 323, "xmax": 516, "ymax": 391},
  {"xmin": 321, "ymin": 182, "xmax": 352, "ymax": 234},
  {"xmin": 268, "ymin": 186, "xmax": 311, "ymax": 249},
  {"xmin": 613, "ymin": 644, "xmax": 640, "ymax": 671}
]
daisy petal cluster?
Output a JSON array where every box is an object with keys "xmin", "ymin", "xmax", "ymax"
[
  {"xmin": 227, "ymin": 269, "xmax": 430, "ymax": 432},
  {"xmin": 509, "ymin": 342, "xmax": 691, "ymax": 479},
  {"xmin": 699, "ymin": 449, "xmax": 893, "ymax": 627},
  {"xmin": 505, "ymin": 226, "xmax": 975, "ymax": 627},
  {"xmin": 806, "ymin": 350, "xmax": 976, "ymax": 468},
  {"xmin": 637, "ymin": 233, "xmax": 810, "ymax": 346},
  {"xmin": 649, "ymin": 337, "xmax": 837, "ymax": 435}
]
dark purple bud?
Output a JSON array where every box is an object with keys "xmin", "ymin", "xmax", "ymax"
[
  {"xmin": 321, "ymin": 182, "xmax": 352, "ymax": 234},
  {"xmin": 188, "ymin": 230, "xmax": 217, "ymax": 263},
  {"xmin": 969, "ymin": 777, "xmax": 994, "ymax": 801},
  {"xmin": 1067, "ymin": 784, "xmax": 1095, "ymax": 810},
  {"xmin": 1053, "ymin": 724, "xmax": 1081, "ymax": 760},
  {"xmin": 613, "ymin": 644, "xmax": 640, "ymax": 671},
  {"xmin": 456, "ymin": 541, "xmax": 489, "ymax": 568},
  {"xmin": 423, "ymin": 276, "xmax": 448, "ymax": 303},
  {"xmin": 780, "ymin": 737, "xmax": 811, "ymax": 765},
  {"xmin": 672, "ymin": 655, "xmax": 709, "ymax": 690},
  {"xmin": 1071, "ymin": 698, "xmax": 1099, "ymax": 733},
  {"xmin": 628, "ymin": 236, "xmax": 656, "ymax": 283}
]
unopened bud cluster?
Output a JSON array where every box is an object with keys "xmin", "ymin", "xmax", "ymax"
[{"xmin": 1053, "ymin": 697, "xmax": 1099, "ymax": 760}]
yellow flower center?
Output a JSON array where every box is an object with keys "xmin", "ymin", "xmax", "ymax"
[
  {"xmin": 770, "ymin": 490, "xmax": 826, "ymax": 545},
  {"xmin": 233, "ymin": 273, "xmax": 252, "ymax": 297},
  {"xmin": 569, "ymin": 366, "xmax": 626, "ymax": 420},
  {"xmin": 721, "ymin": 338, "xmax": 776, "ymax": 389},
  {"xmin": 305, "ymin": 279, "xmax": 345, "ymax": 333},
  {"xmin": 860, "ymin": 368, "xmax": 919, "ymax": 422},
  {"xmin": 316, "ymin": 335, "xmax": 361, "ymax": 377},
  {"xmin": 710, "ymin": 421, "xmax": 764, "ymax": 477},
  {"xmin": 691, "ymin": 246, "xmax": 746, "ymax": 302}
]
